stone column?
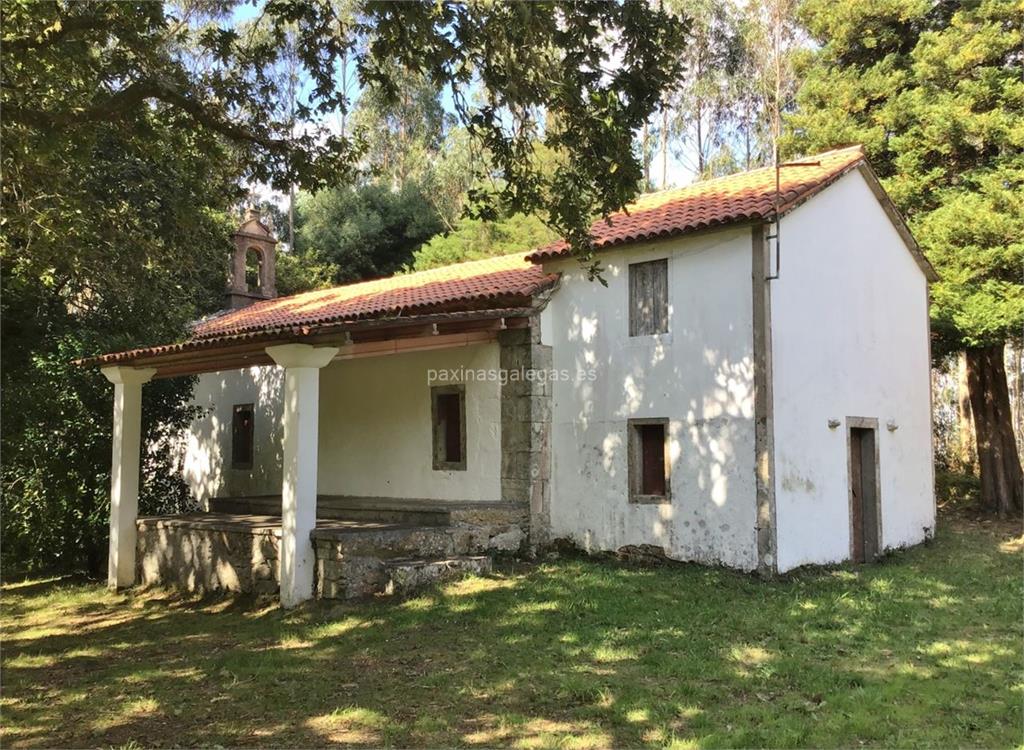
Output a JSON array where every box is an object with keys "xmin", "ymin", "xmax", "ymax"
[
  {"xmin": 101, "ymin": 365, "xmax": 157, "ymax": 590},
  {"xmin": 498, "ymin": 324, "xmax": 553, "ymax": 548},
  {"xmin": 265, "ymin": 343, "xmax": 339, "ymax": 607}
]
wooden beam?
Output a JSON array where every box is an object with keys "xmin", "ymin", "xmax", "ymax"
[
  {"xmin": 153, "ymin": 355, "xmax": 276, "ymax": 379},
  {"xmin": 152, "ymin": 330, "xmax": 505, "ymax": 377},
  {"xmin": 125, "ymin": 308, "xmax": 539, "ymax": 379},
  {"xmin": 335, "ymin": 331, "xmax": 498, "ymax": 361}
]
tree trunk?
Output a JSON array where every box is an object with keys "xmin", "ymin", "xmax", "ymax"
[
  {"xmin": 1011, "ymin": 343, "xmax": 1024, "ymax": 451},
  {"xmin": 965, "ymin": 343, "xmax": 1024, "ymax": 516},
  {"xmin": 641, "ymin": 122, "xmax": 650, "ymax": 190},
  {"xmin": 743, "ymin": 107, "xmax": 752, "ymax": 170},
  {"xmin": 956, "ymin": 351, "xmax": 977, "ymax": 472},
  {"xmin": 660, "ymin": 104, "xmax": 668, "ymax": 189},
  {"xmin": 696, "ymin": 100, "xmax": 704, "ymax": 176}
]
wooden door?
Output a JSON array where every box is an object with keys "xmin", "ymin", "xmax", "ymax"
[{"xmin": 850, "ymin": 426, "xmax": 879, "ymax": 563}]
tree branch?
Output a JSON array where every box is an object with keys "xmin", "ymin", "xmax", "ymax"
[
  {"xmin": 4, "ymin": 13, "xmax": 111, "ymax": 52},
  {"xmin": 4, "ymin": 79, "xmax": 292, "ymax": 152}
]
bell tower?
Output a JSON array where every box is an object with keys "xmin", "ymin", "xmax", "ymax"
[{"xmin": 228, "ymin": 207, "xmax": 278, "ymax": 310}]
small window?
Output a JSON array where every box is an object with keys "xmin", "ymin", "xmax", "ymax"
[
  {"xmin": 629, "ymin": 258, "xmax": 668, "ymax": 336},
  {"xmin": 231, "ymin": 403, "xmax": 254, "ymax": 469},
  {"xmin": 432, "ymin": 385, "xmax": 466, "ymax": 471},
  {"xmin": 628, "ymin": 418, "xmax": 670, "ymax": 503}
]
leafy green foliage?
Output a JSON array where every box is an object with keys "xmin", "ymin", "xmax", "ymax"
[
  {"xmin": 275, "ymin": 249, "xmax": 339, "ymax": 297},
  {"xmin": 1, "ymin": 113, "xmax": 234, "ymax": 572},
  {"xmin": 4, "ymin": 0, "xmax": 687, "ymax": 258},
  {"xmin": 359, "ymin": 1, "xmax": 688, "ymax": 274},
  {"xmin": 663, "ymin": 0, "xmax": 748, "ymax": 177},
  {"xmin": 296, "ymin": 182, "xmax": 445, "ymax": 284},
  {"xmin": 1, "ymin": 0, "xmax": 356, "ymax": 190},
  {"xmin": 922, "ymin": 175, "xmax": 1024, "ymax": 351},
  {"xmin": 787, "ymin": 0, "xmax": 1024, "ymax": 354},
  {"xmin": 410, "ymin": 213, "xmax": 558, "ymax": 271},
  {"xmin": 350, "ymin": 67, "xmax": 451, "ymax": 191}
]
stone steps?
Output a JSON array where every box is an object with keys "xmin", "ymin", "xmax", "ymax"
[
  {"xmin": 382, "ymin": 556, "xmax": 493, "ymax": 596},
  {"xmin": 315, "ymin": 546, "xmax": 494, "ymax": 600}
]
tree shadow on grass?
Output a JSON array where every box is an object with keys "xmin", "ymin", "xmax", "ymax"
[{"xmin": 2, "ymin": 518, "xmax": 1021, "ymax": 748}]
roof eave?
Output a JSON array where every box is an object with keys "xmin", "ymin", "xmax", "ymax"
[
  {"xmin": 78, "ymin": 306, "xmax": 541, "ymax": 377},
  {"xmin": 532, "ymin": 218, "xmax": 765, "ymax": 266},
  {"xmin": 852, "ymin": 162, "xmax": 939, "ymax": 283},
  {"xmin": 527, "ymin": 157, "xmax": 939, "ymax": 285}
]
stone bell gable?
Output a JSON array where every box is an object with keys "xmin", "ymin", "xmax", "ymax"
[{"xmin": 227, "ymin": 207, "xmax": 277, "ymax": 310}]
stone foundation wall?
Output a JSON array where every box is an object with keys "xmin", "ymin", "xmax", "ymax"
[
  {"xmin": 137, "ymin": 502, "xmax": 529, "ymax": 600},
  {"xmin": 136, "ymin": 517, "xmax": 280, "ymax": 595}
]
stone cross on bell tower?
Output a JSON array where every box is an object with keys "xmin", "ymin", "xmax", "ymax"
[{"xmin": 228, "ymin": 207, "xmax": 278, "ymax": 310}]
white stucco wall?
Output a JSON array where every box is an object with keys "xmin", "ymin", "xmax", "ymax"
[
  {"xmin": 770, "ymin": 170, "xmax": 935, "ymax": 572},
  {"xmin": 184, "ymin": 365, "xmax": 285, "ymax": 506},
  {"xmin": 317, "ymin": 343, "xmax": 502, "ymax": 501},
  {"xmin": 182, "ymin": 342, "xmax": 503, "ymax": 504},
  {"xmin": 542, "ymin": 228, "xmax": 759, "ymax": 570}
]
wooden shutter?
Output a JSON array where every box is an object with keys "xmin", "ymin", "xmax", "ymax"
[
  {"xmin": 431, "ymin": 386, "xmax": 467, "ymax": 470},
  {"xmin": 439, "ymin": 393, "xmax": 462, "ymax": 462},
  {"xmin": 231, "ymin": 404, "xmax": 254, "ymax": 469},
  {"xmin": 628, "ymin": 418, "xmax": 670, "ymax": 503},
  {"xmin": 629, "ymin": 259, "xmax": 668, "ymax": 336},
  {"xmin": 639, "ymin": 423, "xmax": 666, "ymax": 495}
]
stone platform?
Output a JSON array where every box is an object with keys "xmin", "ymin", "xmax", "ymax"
[{"xmin": 136, "ymin": 499, "xmax": 527, "ymax": 599}]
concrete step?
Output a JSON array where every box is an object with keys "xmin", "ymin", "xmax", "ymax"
[
  {"xmin": 317, "ymin": 503, "xmax": 449, "ymax": 527},
  {"xmin": 210, "ymin": 496, "xmax": 281, "ymax": 516},
  {"xmin": 382, "ymin": 556, "xmax": 493, "ymax": 596}
]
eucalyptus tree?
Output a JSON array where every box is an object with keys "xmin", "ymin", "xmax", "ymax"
[{"xmin": 663, "ymin": 0, "xmax": 746, "ymax": 178}]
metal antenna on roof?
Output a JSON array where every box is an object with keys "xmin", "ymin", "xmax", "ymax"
[
  {"xmin": 764, "ymin": 6, "xmax": 784, "ymax": 282},
  {"xmin": 762, "ymin": 5, "xmax": 823, "ymax": 283},
  {"xmin": 766, "ymin": 142, "xmax": 782, "ymax": 282}
]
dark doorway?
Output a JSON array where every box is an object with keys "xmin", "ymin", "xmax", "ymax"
[{"xmin": 849, "ymin": 425, "xmax": 880, "ymax": 563}]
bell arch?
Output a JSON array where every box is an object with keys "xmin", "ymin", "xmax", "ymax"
[{"xmin": 228, "ymin": 208, "xmax": 278, "ymax": 309}]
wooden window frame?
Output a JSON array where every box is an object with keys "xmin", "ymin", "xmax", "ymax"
[
  {"xmin": 431, "ymin": 385, "xmax": 467, "ymax": 471},
  {"xmin": 628, "ymin": 258, "xmax": 669, "ymax": 337},
  {"xmin": 628, "ymin": 418, "xmax": 671, "ymax": 504},
  {"xmin": 231, "ymin": 403, "xmax": 255, "ymax": 470}
]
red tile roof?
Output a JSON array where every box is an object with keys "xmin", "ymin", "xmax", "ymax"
[
  {"xmin": 194, "ymin": 253, "xmax": 557, "ymax": 340},
  {"xmin": 527, "ymin": 145, "xmax": 867, "ymax": 262},
  {"xmin": 87, "ymin": 144, "xmax": 927, "ymax": 370}
]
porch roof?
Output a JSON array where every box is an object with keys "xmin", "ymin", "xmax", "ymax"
[
  {"xmin": 80, "ymin": 253, "xmax": 556, "ymax": 378},
  {"xmin": 195, "ymin": 253, "xmax": 554, "ymax": 340}
]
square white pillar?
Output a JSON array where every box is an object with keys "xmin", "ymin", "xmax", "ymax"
[
  {"xmin": 266, "ymin": 344, "xmax": 339, "ymax": 608},
  {"xmin": 101, "ymin": 365, "xmax": 157, "ymax": 590}
]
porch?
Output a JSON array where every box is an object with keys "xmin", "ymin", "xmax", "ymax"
[
  {"xmin": 135, "ymin": 496, "xmax": 527, "ymax": 599},
  {"xmin": 77, "ymin": 217, "xmax": 561, "ymax": 607}
]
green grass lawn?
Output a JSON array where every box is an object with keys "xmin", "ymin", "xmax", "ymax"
[{"xmin": 2, "ymin": 514, "xmax": 1021, "ymax": 749}]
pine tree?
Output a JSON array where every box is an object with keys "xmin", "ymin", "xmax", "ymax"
[{"xmin": 788, "ymin": 0, "xmax": 1024, "ymax": 515}]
